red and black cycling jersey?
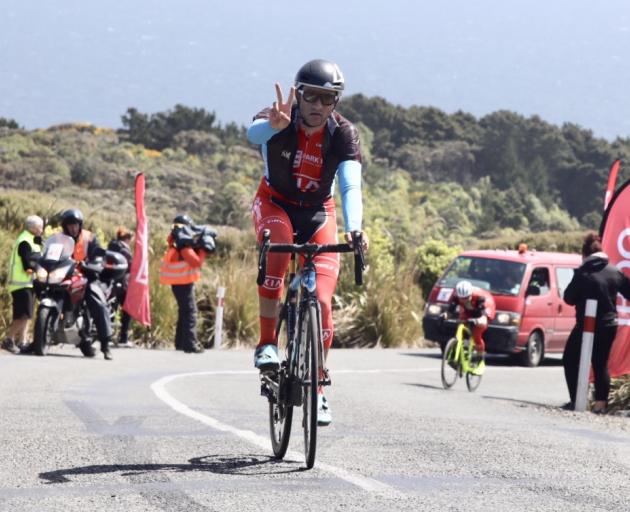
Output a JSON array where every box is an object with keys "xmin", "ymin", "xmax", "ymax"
[
  {"xmin": 448, "ymin": 288, "xmax": 497, "ymax": 321},
  {"xmin": 253, "ymin": 105, "xmax": 361, "ymax": 205}
]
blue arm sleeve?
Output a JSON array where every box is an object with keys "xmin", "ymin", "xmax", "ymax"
[
  {"xmin": 338, "ymin": 160, "xmax": 363, "ymax": 233},
  {"xmin": 247, "ymin": 118, "xmax": 279, "ymax": 145}
]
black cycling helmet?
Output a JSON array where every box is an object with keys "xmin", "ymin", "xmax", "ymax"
[
  {"xmin": 173, "ymin": 213, "xmax": 193, "ymax": 226},
  {"xmin": 61, "ymin": 208, "xmax": 84, "ymax": 232},
  {"xmin": 295, "ymin": 59, "xmax": 345, "ymax": 93}
]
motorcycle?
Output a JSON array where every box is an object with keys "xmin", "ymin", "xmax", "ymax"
[{"xmin": 32, "ymin": 233, "xmax": 128, "ymax": 357}]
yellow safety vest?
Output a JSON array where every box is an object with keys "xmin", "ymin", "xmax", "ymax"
[{"xmin": 7, "ymin": 230, "xmax": 41, "ymax": 292}]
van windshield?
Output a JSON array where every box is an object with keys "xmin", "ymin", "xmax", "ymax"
[{"xmin": 439, "ymin": 256, "xmax": 526, "ymax": 296}]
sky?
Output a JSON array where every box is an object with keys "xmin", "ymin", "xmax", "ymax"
[{"xmin": 1, "ymin": 0, "xmax": 630, "ymax": 140}]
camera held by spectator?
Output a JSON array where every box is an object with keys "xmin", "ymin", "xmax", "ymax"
[{"xmin": 170, "ymin": 217, "xmax": 217, "ymax": 253}]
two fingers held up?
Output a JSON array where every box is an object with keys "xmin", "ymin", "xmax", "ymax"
[{"xmin": 269, "ymin": 83, "xmax": 296, "ymax": 131}]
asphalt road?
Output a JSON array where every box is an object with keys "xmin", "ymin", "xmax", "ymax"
[{"xmin": 1, "ymin": 345, "xmax": 629, "ymax": 512}]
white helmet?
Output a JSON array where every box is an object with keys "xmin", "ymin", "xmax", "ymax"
[{"xmin": 455, "ymin": 280, "xmax": 473, "ymax": 299}]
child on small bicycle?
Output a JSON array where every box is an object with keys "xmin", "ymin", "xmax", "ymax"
[{"xmin": 444, "ymin": 280, "xmax": 496, "ymax": 368}]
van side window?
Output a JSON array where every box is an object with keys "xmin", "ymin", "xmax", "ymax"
[
  {"xmin": 527, "ymin": 267, "xmax": 550, "ymax": 296},
  {"xmin": 555, "ymin": 267, "xmax": 575, "ymax": 298}
]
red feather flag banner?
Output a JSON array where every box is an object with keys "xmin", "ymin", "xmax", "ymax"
[
  {"xmin": 600, "ymin": 176, "xmax": 630, "ymax": 377},
  {"xmin": 604, "ymin": 159, "xmax": 621, "ymax": 211},
  {"xmin": 123, "ymin": 173, "xmax": 151, "ymax": 327}
]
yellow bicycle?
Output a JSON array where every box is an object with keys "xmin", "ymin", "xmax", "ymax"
[{"xmin": 441, "ymin": 321, "xmax": 485, "ymax": 392}]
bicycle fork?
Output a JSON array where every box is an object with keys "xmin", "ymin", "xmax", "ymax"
[{"xmin": 310, "ymin": 298, "xmax": 331, "ymax": 390}]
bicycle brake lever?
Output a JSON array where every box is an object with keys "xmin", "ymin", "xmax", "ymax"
[{"xmin": 351, "ymin": 231, "xmax": 365, "ymax": 286}]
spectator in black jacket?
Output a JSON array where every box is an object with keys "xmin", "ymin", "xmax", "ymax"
[
  {"xmin": 108, "ymin": 227, "xmax": 133, "ymax": 346},
  {"xmin": 563, "ymin": 232, "xmax": 630, "ymax": 412}
]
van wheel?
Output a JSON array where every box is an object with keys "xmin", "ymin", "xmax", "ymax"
[{"xmin": 519, "ymin": 331, "xmax": 544, "ymax": 367}]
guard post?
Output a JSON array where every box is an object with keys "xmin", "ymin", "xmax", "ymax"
[
  {"xmin": 214, "ymin": 286, "xmax": 226, "ymax": 349},
  {"xmin": 575, "ymin": 299, "xmax": 597, "ymax": 412}
]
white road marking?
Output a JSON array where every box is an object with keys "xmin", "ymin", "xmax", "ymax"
[
  {"xmin": 150, "ymin": 364, "xmax": 550, "ymax": 493},
  {"xmin": 151, "ymin": 370, "xmax": 405, "ymax": 496}
]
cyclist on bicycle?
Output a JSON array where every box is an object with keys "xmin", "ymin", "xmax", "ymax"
[
  {"xmin": 446, "ymin": 280, "xmax": 496, "ymax": 370},
  {"xmin": 248, "ymin": 59, "xmax": 368, "ymax": 426}
]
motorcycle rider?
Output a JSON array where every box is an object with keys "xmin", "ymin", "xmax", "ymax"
[{"xmin": 61, "ymin": 209, "xmax": 114, "ymax": 360}]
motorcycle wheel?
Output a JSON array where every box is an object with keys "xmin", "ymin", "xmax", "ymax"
[
  {"xmin": 79, "ymin": 340, "xmax": 96, "ymax": 358},
  {"xmin": 78, "ymin": 310, "xmax": 96, "ymax": 358},
  {"xmin": 34, "ymin": 307, "xmax": 56, "ymax": 356}
]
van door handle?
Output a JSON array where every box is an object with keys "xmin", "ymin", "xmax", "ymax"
[
  {"xmin": 558, "ymin": 304, "xmax": 563, "ymax": 313},
  {"xmin": 547, "ymin": 302, "xmax": 553, "ymax": 306}
]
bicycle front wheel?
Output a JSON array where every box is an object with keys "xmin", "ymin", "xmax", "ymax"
[
  {"xmin": 441, "ymin": 337, "xmax": 459, "ymax": 389},
  {"xmin": 465, "ymin": 344, "xmax": 483, "ymax": 392},
  {"xmin": 299, "ymin": 302, "xmax": 320, "ymax": 469}
]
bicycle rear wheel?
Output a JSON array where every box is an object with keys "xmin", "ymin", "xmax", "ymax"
[
  {"xmin": 300, "ymin": 302, "xmax": 319, "ymax": 469},
  {"xmin": 441, "ymin": 337, "xmax": 459, "ymax": 389},
  {"xmin": 269, "ymin": 371, "xmax": 293, "ymax": 458},
  {"xmin": 465, "ymin": 344, "xmax": 483, "ymax": 392},
  {"xmin": 268, "ymin": 305, "xmax": 294, "ymax": 459}
]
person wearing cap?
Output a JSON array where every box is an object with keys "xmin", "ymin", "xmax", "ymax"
[
  {"xmin": 159, "ymin": 214, "xmax": 214, "ymax": 353},
  {"xmin": 3, "ymin": 215, "xmax": 43, "ymax": 354},
  {"xmin": 247, "ymin": 59, "xmax": 369, "ymax": 426},
  {"xmin": 108, "ymin": 227, "xmax": 133, "ymax": 346}
]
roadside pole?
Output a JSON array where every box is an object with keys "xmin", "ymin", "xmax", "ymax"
[
  {"xmin": 575, "ymin": 299, "xmax": 597, "ymax": 412},
  {"xmin": 214, "ymin": 286, "xmax": 226, "ymax": 349}
]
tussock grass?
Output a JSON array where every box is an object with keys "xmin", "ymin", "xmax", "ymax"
[{"xmin": 607, "ymin": 376, "xmax": 630, "ymax": 413}]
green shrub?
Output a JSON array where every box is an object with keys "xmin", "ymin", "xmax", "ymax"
[{"xmin": 414, "ymin": 240, "xmax": 461, "ymax": 299}]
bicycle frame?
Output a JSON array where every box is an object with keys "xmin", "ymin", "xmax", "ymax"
[
  {"xmin": 452, "ymin": 323, "xmax": 475, "ymax": 373},
  {"xmin": 441, "ymin": 320, "xmax": 483, "ymax": 391},
  {"xmin": 277, "ymin": 252, "xmax": 329, "ymax": 392},
  {"xmin": 258, "ymin": 228, "xmax": 365, "ymax": 468}
]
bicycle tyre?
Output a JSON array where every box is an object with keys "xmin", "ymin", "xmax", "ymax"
[
  {"xmin": 269, "ymin": 304, "xmax": 294, "ymax": 459},
  {"xmin": 301, "ymin": 302, "xmax": 319, "ymax": 469},
  {"xmin": 269, "ymin": 375, "xmax": 293, "ymax": 459},
  {"xmin": 441, "ymin": 337, "xmax": 459, "ymax": 389},
  {"xmin": 465, "ymin": 344, "xmax": 483, "ymax": 392}
]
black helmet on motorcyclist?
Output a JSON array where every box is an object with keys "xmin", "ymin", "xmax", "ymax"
[
  {"xmin": 61, "ymin": 209, "xmax": 84, "ymax": 237},
  {"xmin": 295, "ymin": 59, "xmax": 345, "ymax": 94},
  {"xmin": 173, "ymin": 213, "xmax": 193, "ymax": 226}
]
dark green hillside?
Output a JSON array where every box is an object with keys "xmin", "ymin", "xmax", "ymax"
[{"xmin": 1, "ymin": 99, "xmax": 619, "ymax": 348}]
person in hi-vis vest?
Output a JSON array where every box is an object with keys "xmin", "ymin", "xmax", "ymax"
[
  {"xmin": 3, "ymin": 215, "xmax": 43, "ymax": 354},
  {"xmin": 60, "ymin": 209, "xmax": 114, "ymax": 360},
  {"xmin": 159, "ymin": 214, "xmax": 215, "ymax": 353}
]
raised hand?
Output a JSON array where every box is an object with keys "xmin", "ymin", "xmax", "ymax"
[{"xmin": 269, "ymin": 83, "xmax": 295, "ymax": 131}]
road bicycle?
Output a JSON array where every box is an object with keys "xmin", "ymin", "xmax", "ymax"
[
  {"xmin": 257, "ymin": 229, "xmax": 364, "ymax": 469},
  {"xmin": 440, "ymin": 320, "xmax": 485, "ymax": 392}
]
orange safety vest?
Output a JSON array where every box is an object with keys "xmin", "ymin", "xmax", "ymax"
[
  {"xmin": 159, "ymin": 247, "xmax": 201, "ymax": 285},
  {"xmin": 73, "ymin": 230, "xmax": 94, "ymax": 262}
]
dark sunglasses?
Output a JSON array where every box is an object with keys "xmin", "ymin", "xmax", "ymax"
[{"xmin": 299, "ymin": 89, "xmax": 338, "ymax": 106}]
